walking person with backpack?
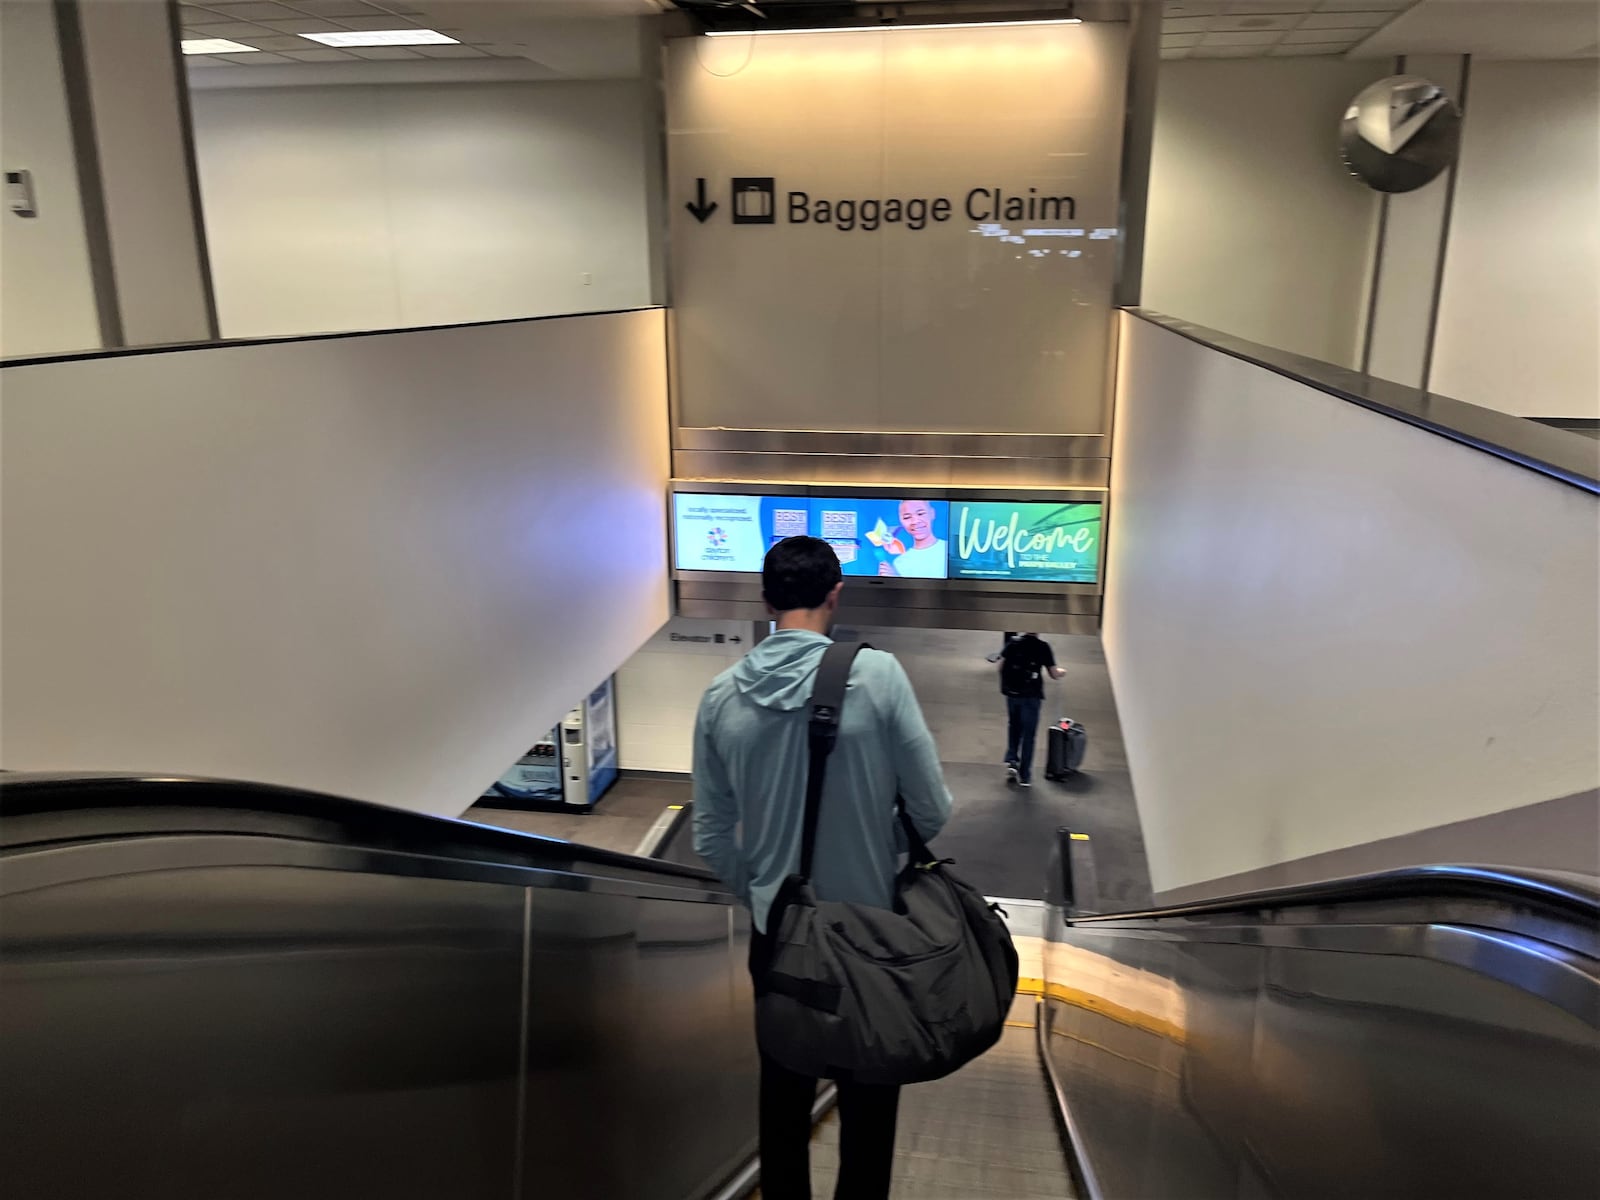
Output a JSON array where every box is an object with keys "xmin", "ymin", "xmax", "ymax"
[
  {"xmin": 997, "ymin": 632, "xmax": 1065, "ymax": 788},
  {"xmin": 691, "ymin": 536, "xmax": 958, "ymax": 1200}
]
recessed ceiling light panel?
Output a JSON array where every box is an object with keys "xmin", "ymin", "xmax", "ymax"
[
  {"xmin": 300, "ymin": 29, "xmax": 459, "ymax": 48},
  {"xmin": 704, "ymin": 18, "xmax": 1083, "ymax": 36},
  {"xmin": 182, "ymin": 38, "xmax": 260, "ymax": 54}
]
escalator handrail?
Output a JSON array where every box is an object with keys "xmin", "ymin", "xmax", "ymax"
[
  {"xmin": 0, "ymin": 772, "xmax": 722, "ymax": 886},
  {"xmin": 1067, "ymin": 862, "xmax": 1600, "ymax": 927}
]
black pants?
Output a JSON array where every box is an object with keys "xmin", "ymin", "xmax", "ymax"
[
  {"xmin": 752, "ymin": 935, "xmax": 901, "ymax": 1200},
  {"xmin": 1006, "ymin": 694, "xmax": 1043, "ymax": 783}
]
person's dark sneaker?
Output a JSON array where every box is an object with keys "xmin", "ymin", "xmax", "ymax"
[
  {"xmin": 1006, "ymin": 765, "xmax": 1020, "ymax": 786},
  {"xmin": 1020, "ymin": 779, "xmax": 1032, "ymax": 788}
]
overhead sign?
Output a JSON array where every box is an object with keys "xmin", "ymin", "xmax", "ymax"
[
  {"xmin": 666, "ymin": 23, "xmax": 1129, "ymax": 435},
  {"xmin": 686, "ymin": 176, "xmax": 1078, "ymax": 231}
]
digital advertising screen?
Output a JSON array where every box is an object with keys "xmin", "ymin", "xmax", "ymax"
[
  {"xmin": 672, "ymin": 493, "xmax": 1100, "ymax": 584},
  {"xmin": 949, "ymin": 501, "xmax": 1102, "ymax": 583},
  {"xmin": 672, "ymin": 494, "xmax": 952, "ymax": 578},
  {"xmin": 811, "ymin": 497, "xmax": 950, "ymax": 578}
]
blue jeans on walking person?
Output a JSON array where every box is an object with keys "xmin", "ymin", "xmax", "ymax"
[{"xmin": 1005, "ymin": 695, "xmax": 1043, "ymax": 783}]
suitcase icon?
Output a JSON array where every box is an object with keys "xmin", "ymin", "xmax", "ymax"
[
  {"xmin": 731, "ymin": 177, "xmax": 776, "ymax": 223},
  {"xmin": 736, "ymin": 186, "xmax": 771, "ymax": 218}
]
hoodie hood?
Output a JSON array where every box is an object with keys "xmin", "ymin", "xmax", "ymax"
[{"xmin": 730, "ymin": 629, "xmax": 832, "ymax": 711}]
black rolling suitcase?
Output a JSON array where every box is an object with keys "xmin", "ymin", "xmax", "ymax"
[{"xmin": 1044, "ymin": 718, "xmax": 1087, "ymax": 780}]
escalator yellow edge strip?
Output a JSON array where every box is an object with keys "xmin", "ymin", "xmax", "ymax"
[
  {"xmin": 1016, "ymin": 976, "xmax": 1047, "ymax": 996},
  {"xmin": 1035, "ymin": 981, "xmax": 1188, "ymax": 1044}
]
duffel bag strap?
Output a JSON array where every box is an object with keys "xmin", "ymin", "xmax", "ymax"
[
  {"xmin": 896, "ymin": 798, "xmax": 939, "ymax": 869},
  {"xmin": 800, "ymin": 641, "xmax": 868, "ymax": 881}
]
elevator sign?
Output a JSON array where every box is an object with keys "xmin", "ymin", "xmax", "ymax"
[{"xmin": 684, "ymin": 176, "xmax": 1077, "ymax": 232}]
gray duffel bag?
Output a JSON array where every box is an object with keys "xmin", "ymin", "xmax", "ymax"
[{"xmin": 753, "ymin": 642, "xmax": 1019, "ymax": 1087}]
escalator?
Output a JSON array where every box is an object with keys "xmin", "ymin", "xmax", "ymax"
[
  {"xmin": 1038, "ymin": 831, "xmax": 1600, "ymax": 1199},
  {"xmin": 0, "ymin": 774, "xmax": 760, "ymax": 1200},
  {"xmin": 3, "ymin": 775, "xmax": 1596, "ymax": 1199}
]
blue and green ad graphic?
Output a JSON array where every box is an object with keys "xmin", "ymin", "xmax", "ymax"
[{"xmin": 951, "ymin": 501, "xmax": 1101, "ymax": 583}]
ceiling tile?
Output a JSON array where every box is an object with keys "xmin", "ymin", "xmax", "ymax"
[
  {"xmin": 1209, "ymin": 14, "xmax": 1299, "ymax": 31},
  {"xmin": 207, "ymin": 2, "xmax": 303, "ymax": 18},
  {"xmin": 281, "ymin": 47, "xmax": 353, "ymax": 60},
  {"xmin": 1201, "ymin": 29, "xmax": 1283, "ymax": 44},
  {"xmin": 1161, "ymin": 32, "xmax": 1204, "ymax": 47},
  {"xmin": 282, "ymin": 0, "xmax": 383, "ymax": 15},
  {"xmin": 1224, "ymin": 0, "xmax": 1315, "ymax": 11},
  {"xmin": 1165, "ymin": 2, "xmax": 1221, "ymax": 14},
  {"xmin": 185, "ymin": 57, "xmax": 240, "ymax": 68},
  {"xmin": 1163, "ymin": 16, "xmax": 1211, "ymax": 33},
  {"xmin": 482, "ymin": 44, "xmax": 531, "ymax": 58},
  {"xmin": 179, "ymin": 5, "xmax": 225, "ymax": 20},
  {"xmin": 258, "ymin": 19, "xmax": 347, "ymax": 33},
  {"xmin": 413, "ymin": 44, "xmax": 489, "ymax": 57},
  {"xmin": 183, "ymin": 21, "xmax": 272, "ymax": 37},
  {"xmin": 1316, "ymin": 0, "xmax": 1411, "ymax": 8},
  {"xmin": 1282, "ymin": 28, "xmax": 1361, "ymax": 43},
  {"xmin": 345, "ymin": 45, "xmax": 420, "ymax": 58},
  {"xmin": 1190, "ymin": 44, "xmax": 1262, "ymax": 56},
  {"xmin": 234, "ymin": 34, "xmax": 313, "ymax": 50},
  {"xmin": 323, "ymin": 14, "xmax": 422, "ymax": 31},
  {"xmin": 220, "ymin": 51, "xmax": 294, "ymax": 63},
  {"xmin": 1160, "ymin": 47, "xmax": 1190, "ymax": 58},
  {"xmin": 1269, "ymin": 41, "xmax": 1347, "ymax": 54},
  {"xmin": 1300, "ymin": 10, "xmax": 1394, "ymax": 28}
]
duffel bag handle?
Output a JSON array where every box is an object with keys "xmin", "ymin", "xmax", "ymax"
[{"xmin": 896, "ymin": 799, "xmax": 939, "ymax": 869}]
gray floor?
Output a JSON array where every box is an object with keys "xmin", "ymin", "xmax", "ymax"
[
  {"xmin": 470, "ymin": 627, "xmax": 1151, "ymax": 909},
  {"xmin": 842, "ymin": 626, "xmax": 1152, "ymax": 908}
]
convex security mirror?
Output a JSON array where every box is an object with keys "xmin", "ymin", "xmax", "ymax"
[{"xmin": 1340, "ymin": 75, "xmax": 1462, "ymax": 193}]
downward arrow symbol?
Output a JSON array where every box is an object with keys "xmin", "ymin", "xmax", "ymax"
[{"xmin": 685, "ymin": 177, "xmax": 718, "ymax": 223}]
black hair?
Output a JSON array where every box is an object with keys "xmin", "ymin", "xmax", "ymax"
[{"xmin": 762, "ymin": 536, "xmax": 842, "ymax": 613}]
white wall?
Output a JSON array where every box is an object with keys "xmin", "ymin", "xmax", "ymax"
[
  {"xmin": 190, "ymin": 79, "xmax": 657, "ymax": 339},
  {"xmin": 614, "ymin": 617, "xmax": 753, "ymax": 773},
  {"xmin": 667, "ymin": 24, "xmax": 1127, "ymax": 434},
  {"xmin": 1104, "ymin": 314, "xmax": 1599, "ymax": 899},
  {"xmin": 1431, "ymin": 59, "xmax": 1599, "ymax": 418},
  {"xmin": 0, "ymin": 309, "xmax": 671, "ymax": 817},
  {"xmin": 0, "ymin": 0, "xmax": 100, "ymax": 357},
  {"xmin": 1142, "ymin": 58, "xmax": 1384, "ymax": 368}
]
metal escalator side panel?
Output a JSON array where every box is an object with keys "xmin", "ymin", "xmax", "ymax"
[
  {"xmin": 0, "ymin": 828, "xmax": 759, "ymax": 1200},
  {"xmin": 1038, "ymin": 910, "xmax": 1600, "ymax": 1200}
]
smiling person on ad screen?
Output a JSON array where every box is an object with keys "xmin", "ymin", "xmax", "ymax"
[{"xmin": 876, "ymin": 499, "xmax": 947, "ymax": 578}]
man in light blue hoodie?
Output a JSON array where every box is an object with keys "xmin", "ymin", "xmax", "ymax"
[{"xmin": 693, "ymin": 535, "xmax": 953, "ymax": 1200}]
